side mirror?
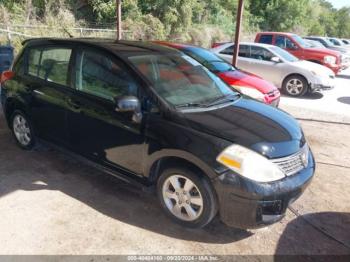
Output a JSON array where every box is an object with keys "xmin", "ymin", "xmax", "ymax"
[
  {"xmin": 115, "ymin": 96, "xmax": 140, "ymax": 112},
  {"xmin": 288, "ymin": 44, "xmax": 299, "ymax": 50},
  {"xmin": 115, "ymin": 96, "xmax": 142, "ymax": 123},
  {"xmin": 271, "ymin": 56, "xmax": 281, "ymax": 63}
]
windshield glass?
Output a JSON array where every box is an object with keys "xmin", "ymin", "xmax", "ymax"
[
  {"xmin": 184, "ymin": 47, "xmax": 235, "ymax": 73},
  {"xmin": 127, "ymin": 53, "xmax": 235, "ymax": 107},
  {"xmin": 321, "ymin": 38, "xmax": 334, "ymax": 47},
  {"xmin": 270, "ymin": 46, "xmax": 299, "ymax": 62},
  {"xmin": 291, "ymin": 34, "xmax": 311, "ymax": 48},
  {"xmin": 306, "ymin": 40, "xmax": 326, "ymax": 49}
]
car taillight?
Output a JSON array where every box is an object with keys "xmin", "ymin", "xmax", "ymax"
[{"xmin": 0, "ymin": 70, "xmax": 15, "ymax": 85}]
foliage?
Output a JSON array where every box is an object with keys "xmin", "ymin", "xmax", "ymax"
[{"xmin": 1, "ymin": 0, "xmax": 350, "ymax": 49}]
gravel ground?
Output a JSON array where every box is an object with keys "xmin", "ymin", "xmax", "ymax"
[{"xmin": 0, "ymin": 71, "xmax": 349, "ymax": 256}]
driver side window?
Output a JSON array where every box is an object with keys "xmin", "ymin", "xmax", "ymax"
[
  {"xmin": 75, "ymin": 50, "xmax": 138, "ymax": 101},
  {"xmin": 276, "ymin": 36, "xmax": 296, "ymax": 49},
  {"xmin": 249, "ymin": 46, "xmax": 274, "ymax": 61}
]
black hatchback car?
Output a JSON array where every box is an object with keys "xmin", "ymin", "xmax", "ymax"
[{"xmin": 0, "ymin": 39, "xmax": 315, "ymax": 229}]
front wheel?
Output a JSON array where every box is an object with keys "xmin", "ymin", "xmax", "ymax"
[
  {"xmin": 282, "ymin": 75, "xmax": 309, "ymax": 97},
  {"xmin": 157, "ymin": 167, "xmax": 218, "ymax": 228},
  {"xmin": 11, "ymin": 110, "xmax": 36, "ymax": 150}
]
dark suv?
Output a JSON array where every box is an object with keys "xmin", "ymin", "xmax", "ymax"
[{"xmin": 0, "ymin": 38, "xmax": 315, "ymax": 229}]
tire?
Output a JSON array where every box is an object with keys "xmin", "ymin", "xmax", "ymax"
[
  {"xmin": 282, "ymin": 75, "xmax": 309, "ymax": 97},
  {"xmin": 10, "ymin": 110, "xmax": 36, "ymax": 150},
  {"xmin": 157, "ymin": 167, "xmax": 218, "ymax": 228}
]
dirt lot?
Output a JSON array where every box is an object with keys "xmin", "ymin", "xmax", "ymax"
[{"xmin": 0, "ymin": 74, "xmax": 350, "ymax": 256}]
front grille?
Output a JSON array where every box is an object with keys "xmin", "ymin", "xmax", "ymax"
[{"xmin": 272, "ymin": 145, "xmax": 309, "ymax": 177}]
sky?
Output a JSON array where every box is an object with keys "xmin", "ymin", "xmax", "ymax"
[{"xmin": 327, "ymin": 0, "xmax": 350, "ymax": 9}]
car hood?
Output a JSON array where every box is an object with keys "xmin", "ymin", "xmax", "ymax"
[
  {"xmin": 182, "ymin": 98, "xmax": 305, "ymax": 159},
  {"xmin": 304, "ymin": 47, "xmax": 340, "ymax": 57},
  {"xmin": 292, "ymin": 60, "xmax": 334, "ymax": 76},
  {"xmin": 329, "ymin": 46, "xmax": 350, "ymax": 54},
  {"xmin": 217, "ymin": 70, "xmax": 277, "ymax": 94}
]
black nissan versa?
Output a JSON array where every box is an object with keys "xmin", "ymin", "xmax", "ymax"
[{"xmin": 0, "ymin": 38, "xmax": 315, "ymax": 229}]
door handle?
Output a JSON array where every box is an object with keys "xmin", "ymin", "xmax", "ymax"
[{"xmin": 67, "ymin": 98, "xmax": 81, "ymax": 110}]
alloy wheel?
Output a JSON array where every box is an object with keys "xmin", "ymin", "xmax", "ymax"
[
  {"xmin": 286, "ymin": 79, "xmax": 304, "ymax": 95},
  {"xmin": 162, "ymin": 175, "xmax": 204, "ymax": 221},
  {"xmin": 13, "ymin": 114, "xmax": 32, "ymax": 146}
]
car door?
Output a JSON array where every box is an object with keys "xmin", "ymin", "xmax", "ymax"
[
  {"xmin": 24, "ymin": 45, "xmax": 73, "ymax": 144},
  {"xmin": 275, "ymin": 35, "xmax": 302, "ymax": 58},
  {"xmin": 239, "ymin": 46, "xmax": 282, "ymax": 87},
  {"xmin": 67, "ymin": 48, "xmax": 145, "ymax": 175}
]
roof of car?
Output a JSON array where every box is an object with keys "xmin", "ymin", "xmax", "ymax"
[
  {"xmin": 22, "ymin": 38, "xmax": 180, "ymax": 55},
  {"xmin": 258, "ymin": 32, "xmax": 295, "ymax": 36},
  {"xmin": 213, "ymin": 42, "xmax": 275, "ymax": 50}
]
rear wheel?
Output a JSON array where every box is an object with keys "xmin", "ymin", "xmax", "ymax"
[
  {"xmin": 157, "ymin": 167, "xmax": 218, "ymax": 228},
  {"xmin": 11, "ymin": 110, "xmax": 36, "ymax": 150},
  {"xmin": 282, "ymin": 75, "xmax": 308, "ymax": 97}
]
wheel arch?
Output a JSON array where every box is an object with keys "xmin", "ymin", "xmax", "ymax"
[
  {"xmin": 282, "ymin": 73, "xmax": 310, "ymax": 88},
  {"xmin": 4, "ymin": 97, "xmax": 29, "ymax": 125},
  {"xmin": 146, "ymin": 150, "xmax": 218, "ymax": 184}
]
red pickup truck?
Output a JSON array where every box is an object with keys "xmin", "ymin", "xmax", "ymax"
[{"xmin": 255, "ymin": 32, "xmax": 342, "ymax": 74}]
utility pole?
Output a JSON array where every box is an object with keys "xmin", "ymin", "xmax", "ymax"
[
  {"xmin": 232, "ymin": 0, "xmax": 244, "ymax": 67},
  {"xmin": 116, "ymin": 0, "xmax": 122, "ymax": 40}
]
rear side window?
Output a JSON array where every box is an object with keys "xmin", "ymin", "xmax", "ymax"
[
  {"xmin": 220, "ymin": 45, "xmax": 234, "ymax": 55},
  {"xmin": 27, "ymin": 47, "xmax": 72, "ymax": 86},
  {"xmin": 238, "ymin": 45, "xmax": 249, "ymax": 57},
  {"xmin": 75, "ymin": 50, "xmax": 138, "ymax": 101},
  {"xmin": 259, "ymin": 35, "xmax": 273, "ymax": 44}
]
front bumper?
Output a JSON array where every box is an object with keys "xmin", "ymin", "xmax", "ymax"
[
  {"xmin": 310, "ymin": 76, "xmax": 335, "ymax": 92},
  {"xmin": 212, "ymin": 150, "xmax": 315, "ymax": 229},
  {"xmin": 327, "ymin": 64, "xmax": 342, "ymax": 75}
]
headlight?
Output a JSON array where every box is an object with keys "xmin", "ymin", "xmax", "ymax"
[
  {"xmin": 217, "ymin": 144, "xmax": 285, "ymax": 182},
  {"xmin": 324, "ymin": 55, "xmax": 336, "ymax": 65},
  {"xmin": 232, "ymin": 85, "xmax": 265, "ymax": 102}
]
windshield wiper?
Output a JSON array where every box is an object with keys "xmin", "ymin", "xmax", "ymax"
[
  {"xmin": 176, "ymin": 102, "xmax": 207, "ymax": 109},
  {"xmin": 205, "ymin": 93, "xmax": 240, "ymax": 107}
]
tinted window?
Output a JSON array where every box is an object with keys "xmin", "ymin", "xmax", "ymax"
[
  {"xmin": 220, "ymin": 45, "xmax": 234, "ymax": 55},
  {"xmin": 27, "ymin": 47, "xmax": 72, "ymax": 86},
  {"xmin": 28, "ymin": 49, "xmax": 41, "ymax": 76},
  {"xmin": 259, "ymin": 35, "xmax": 273, "ymax": 44},
  {"xmin": 219, "ymin": 44, "xmax": 249, "ymax": 58},
  {"xmin": 238, "ymin": 45, "xmax": 249, "ymax": 57},
  {"xmin": 276, "ymin": 36, "xmax": 297, "ymax": 49},
  {"xmin": 75, "ymin": 50, "xmax": 138, "ymax": 101},
  {"xmin": 249, "ymin": 46, "xmax": 274, "ymax": 61}
]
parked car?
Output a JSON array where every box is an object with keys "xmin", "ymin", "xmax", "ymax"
[
  {"xmin": 255, "ymin": 32, "xmax": 343, "ymax": 74},
  {"xmin": 0, "ymin": 45, "xmax": 14, "ymax": 75},
  {"xmin": 328, "ymin": 37, "xmax": 350, "ymax": 50},
  {"xmin": 211, "ymin": 42, "xmax": 335, "ymax": 97},
  {"xmin": 304, "ymin": 36, "xmax": 350, "ymax": 68},
  {"xmin": 155, "ymin": 41, "xmax": 280, "ymax": 106},
  {"xmin": 341, "ymin": 39, "xmax": 350, "ymax": 45},
  {"xmin": 304, "ymin": 39, "xmax": 326, "ymax": 49},
  {"xmin": 0, "ymin": 38, "xmax": 315, "ymax": 229}
]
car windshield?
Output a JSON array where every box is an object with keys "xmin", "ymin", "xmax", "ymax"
[
  {"xmin": 321, "ymin": 38, "xmax": 335, "ymax": 47},
  {"xmin": 306, "ymin": 40, "xmax": 326, "ymax": 49},
  {"xmin": 270, "ymin": 46, "xmax": 299, "ymax": 62},
  {"xmin": 291, "ymin": 35, "xmax": 312, "ymax": 48},
  {"xmin": 127, "ymin": 53, "xmax": 236, "ymax": 108},
  {"xmin": 184, "ymin": 47, "xmax": 235, "ymax": 73}
]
